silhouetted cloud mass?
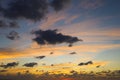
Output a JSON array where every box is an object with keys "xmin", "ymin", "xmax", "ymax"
[
  {"xmin": 7, "ymin": 31, "xmax": 20, "ymax": 40},
  {"xmin": 0, "ymin": 62, "xmax": 19, "ymax": 69},
  {"xmin": 35, "ymin": 56, "xmax": 46, "ymax": 59},
  {"xmin": 51, "ymin": 0, "xmax": 71, "ymax": 11},
  {"xmin": 23, "ymin": 62, "xmax": 38, "ymax": 67},
  {"xmin": 32, "ymin": 29, "xmax": 82, "ymax": 46},
  {"xmin": 78, "ymin": 61, "xmax": 93, "ymax": 66},
  {"xmin": 3, "ymin": 0, "xmax": 48, "ymax": 21}
]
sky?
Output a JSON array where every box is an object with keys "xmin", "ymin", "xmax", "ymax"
[{"xmin": 0, "ymin": 0, "xmax": 120, "ymax": 75}]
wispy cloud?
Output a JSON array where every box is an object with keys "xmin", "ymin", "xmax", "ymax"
[{"xmin": 79, "ymin": 0, "xmax": 104, "ymax": 9}]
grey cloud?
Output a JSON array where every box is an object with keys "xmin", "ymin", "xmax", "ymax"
[
  {"xmin": 0, "ymin": 62, "xmax": 19, "ymax": 69},
  {"xmin": 23, "ymin": 62, "xmax": 38, "ymax": 67},
  {"xmin": 51, "ymin": 0, "xmax": 71, "ymax": 11},
  {"xmin": 78, "ymin": 61, "xmax": 93, "ymax": 66},
  {"xmin": 35, "ymin": 56, "xmax": 46, "ymax": 59},
  {"xmin": 7, "ymin": 31, "xmax": 20, "ymax": 40},
  {"xmin": 32, "ymin": 29, "xmax": 82, "ymax": 46}
]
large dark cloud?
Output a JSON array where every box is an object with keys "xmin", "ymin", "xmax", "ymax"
[
  {"xmin": 51, "ymin": 0, "xmax": 71, "ymax": 11},
  {"xmin": 0, "ymin": 0, "xmax": 71, "ymax": 22},
  {"xmin": 78, "ymin": 61, "xmax": 93, "ymax": 66},
  {"xmin": 3, "ymin": 0, "xmax": 48, "ymax": 21},
  {"xmin": 7, "ymin": 31, "xmax": 20, "ymax": 40},
  {"xmin": 0, "ymin": 62, "xmax": 19, "ymax": 69},
  {"xmin": 23, "ymin": 62, "xmax": 38, "ymax": 67},
  {"xmin": 32, "ymin": 29, "xmax": 82, "ymax": 46}
]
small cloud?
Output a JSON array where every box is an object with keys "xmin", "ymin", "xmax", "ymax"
[
  {"xmin": 0, "ymin": 20, "xmax": 8, "ymax": 28},
  {"xmin": 23, "ymin": 62, "xmax": 38, "ymax": 67},
  {"xmin": 0, "ymin": 62, "xmax": 19, "ymax": 69},
  {"xmin": 0, "ymin": 69, "xmax": 8, "ymax": 72},
  {"xmin": 69, "ymin": 52, "xmax": 77, "ymax": 55},
  {"xmin": 96, "ymin": 65, "xmax": 101, "ymax": 68},
  {"xmin": 7, "ymin": 31, "xmax": 20, "ymax": 40},
  {"xmin": 78, "ymin": 61, "xmax": 93, "ymax": 66},
  {"xmin": 35, "ymin": 56, "xmax": 46, "ymax": 59},
  {"xmin": 9, "ymin": 21, "xmax": 20, "ymax": 28}
]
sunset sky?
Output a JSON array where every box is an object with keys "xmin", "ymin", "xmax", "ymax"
[{"xmin": 0, "ymin": 0, "xmax": 120, "ymax": 75}]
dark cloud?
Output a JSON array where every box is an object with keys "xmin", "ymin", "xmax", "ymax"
[
  {"xmin": 0, "ymin": 0, "xmax": 70, "ymax": 22},
  {"xmin": 0, "ymin": 62, "xmax": 19, "ymax": 69},
  {"xmin": 35, "ymin": 56, "xmax": 46, "ymax": 59},
  {"xmin": 0, "ymin": 69, "xmax": 8, "ymax": 72},
  {"xmin": 23, "ymin": 62, "xmax": 38, "ymax": 67},
  {"xmin": 84, "ymin": 61, "xmax": 93, "ymax": 65},
  {"xmin": 0, "ymin": 20, "xmax": 19, "ymax": 28},
  {"xmin": 51, "ymin": 0, "xmax": 71, "ymax": 11},
  {"xmin": 50, "ymin": 52, "xmax": 54, "ymax": 55},
  {"xmin": 68, "ymin": 44, "xmax": 73, "ymax": 47},
  {"xmin": 9, "ymin": 21, "xmax": 19, "ymax": 28},
  {"xmin": 7, "ymin": 31, "xmax": 20, "ymax": 40},
  {"xmin": 69, "ymin": 52, "xmax": 77, "ymax": 55},
  {"xmin": 3, "ymin": 0, "xmax": 48, "ymax": 21},
  {"xmin": 51, "ymin": 64, "xmax": 54, "ymax": 66},
  {"xmin": 78, "ymin": 61, "xmax": 93, "ymax": 66},
  {"xmin": 0, "ymin": 20, "xmax": 8, "ymax": 28},
  {"xmin": 96, "ymin": 65, "xmax": 101, "ymax": 68},
  {"xmin": 78, "ymin": 62, "xmax": 84, "ymax": 66},
  {"xmin": 32, "ymin": 29, "xmax": 82, "ymax": 46}
]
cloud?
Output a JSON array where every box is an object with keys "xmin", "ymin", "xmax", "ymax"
[
  {"xmin": 69, "ymin": 52, "xmax": 77, "ymax": 55},
  {"xmin": 9, "ymin": 21, "xmax": 19, "ymax": 28},
  {"xmin": 35, "ymin": 56, "xmax": 46, "ymax": 59},
  {"xmin": 51, "ymin": 0, "xmax": 71, "ymax": 11},
  {"xmin": 32, "ymin": 29, "xmax": 82, "ymax": 46},
  {"xmin": 7, "ymin": 31, "xmax": 20, "ymax": 40},
  {"xmin": 0, "ymin": 20, "xmax": 19, "ymax": 28},
  {"xmin": 23, "ymin": 62, "xmax": 38, "ymax": 67},
  {"xmin": 3, "ymin": 0, "xmax": 48, "ymax": 21},
  {"xmin": 96, "ymin": 65, "xmax": 101, "ymax": 68},
  {"xmin": 50, "ymin": 52, "xmax": 54, "ymax": 55},
  {"xmin": 80, "ymin": 0, "xmax": 104, "ymax": 9},
  {"xmin": 0, "ymin": 62, "xmax": 19, "ymax": 69},
  {"xmin": 0, "ymin": 69, "xmax": 7, "ymax": 72},
  {"xmin": 0, "ymin": 20, "xmax": 8, "ymax": 28},
  {"xmin": 1, "ymin": 0, "xmax": 70, "ymax": 22},
  {"xmin": 78, "ymin": 61, "xmax": 93, "ymax": 66}
]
